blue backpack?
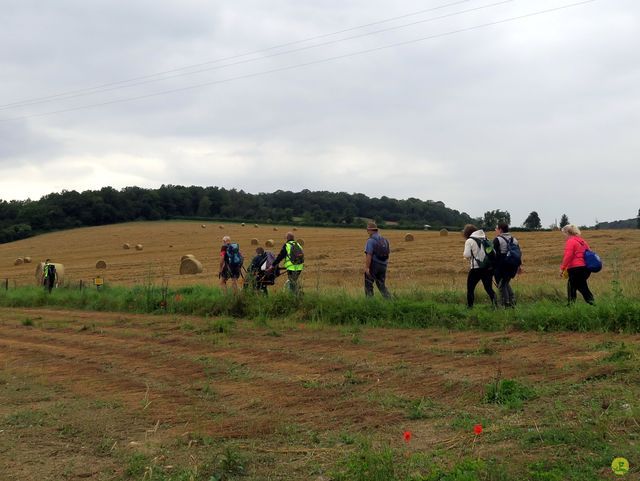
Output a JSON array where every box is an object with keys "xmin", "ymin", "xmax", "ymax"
[
  {"xmin": 225, "ymin": 243, "xmax": 244, "ymax": 267},
  {"xmin": 583, "ymin": 247, "xmax": 602, "ymax": 273},
  {"xmin": 500, "ymin": 235, "xmax": 522, "ymax": 275}
]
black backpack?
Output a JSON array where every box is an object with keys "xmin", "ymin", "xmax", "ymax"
[
  {"xmin": 45, "ymin": 264, "xmax": 56, "ymax": 279},
  {"xmin": 471, "ymin": 237, "xmax": 496, "ymax": 269},
  {"xmin": 500, "ymin": 235, "xmax": 522, "ymax": 275},
  {"xmin": 287, "ymin": 241, "xmax": 304, "ymax": 265},
  {"xmin": 372, "ymin": 236, "xmax": 390, "ymax": 261}
]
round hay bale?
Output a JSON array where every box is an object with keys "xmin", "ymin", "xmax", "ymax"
[
  {"xmin": 265, "ymin": 239, "xmax": 275, "ymax": 248},
  {"xmin": 254, "ymin": 224, "xmax": 259, "ymax": 228},
  {"xmin": 201, "ymin": 224, "xmax": 206, "ymax": 229},
  {"xmin": 123, "ymin": 243, "xmax": 131, "ymax": 250},
  {"xmin": 439, "ymin": 228, "xmax": 449, "ymax": 237},
  {"xmin": 180, "ymin": 257, "xmax": 203, "ymax": 275},
  {"xmin": 404, "ymin": 233, "xmax": 415, "ymax": 242},
  {"xmin": 14, "ymin": 257, "xmax": 24, "ymax": 266},
  {"xmin": 250, "ymin": 238, "xmax": 259, "ymax": 246},
  {"xmin": 35, "ymin": 262, "xmax": 65, "ymax": 285},
  {"xmin": 135, "ymin": 244, "xmax": 143, "ymax": 251},
  {"xmin": 293, "ymin": 227, "xmax": 298, "ymax": 231},
  {"xmin": 181, "ymin": 254, "xmax": 196, "ymax": 262},
  {"xmin": 95, "ymin": 260, "xmax": 107, "ymax": 269},
  {"xmin": 298, "ymin": 238, "xmax": 305, "ymax": 247},
  {"xmin": 273, "ymin": 227, "xmax": 278, "ymax": 231},
  {"xmin": 218, "ymin": 225, "xmax": 224, "ymax": 229},
  {"xmin": 24, "ymin": 256, "xmax": 32, "ymax": 263},
  {"xmin": 241, "ymin": 223, "xmax": 246, "ymax": 227}
]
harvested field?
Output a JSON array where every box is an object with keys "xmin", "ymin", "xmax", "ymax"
[
  {"xmin": 0, "ymin": 222, "xmax": 639, "ymax": 296},
  {"xmin": 0, "ymin": 307, "xmax": 637, "ymax": 480}
]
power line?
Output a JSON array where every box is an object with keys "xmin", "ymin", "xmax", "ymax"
[
  {"xmin": 0, "ymin": 0, "xmax": 516, "ymax": 111},
  {"xmin": 0, "ymin": 0, "xmax": 596, "ymax": 123},
  {"xmin": 0, "ymin": 0, "xmax": 476, "ymax": 110}
]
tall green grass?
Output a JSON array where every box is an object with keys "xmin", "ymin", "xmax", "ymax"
[{"xmin": 1, "ymin": 283, "xmax": 639, "ymax": 332}]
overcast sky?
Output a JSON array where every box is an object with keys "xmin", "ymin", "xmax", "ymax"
[{"xmin": 1, "ymin": 0, "xmax": 638, "ymax": 226}]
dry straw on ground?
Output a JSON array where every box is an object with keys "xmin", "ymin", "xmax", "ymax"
[
  {"xmin": 440, "ymin": 229, "xmax": 449, "ymax": 236},
  {"xmin": 251, "ymin": 239, "xmax": 259, "ymax": 246},
  {"xmin": 95, "ymin": 260, "xmax": 107, "ymax": 269},
  {"xmin": 14, "ymin": 258, "xmax": 23, "ymax": 266},
  {"xmin": 265, "ymin": 239, "xmax": 275, "ymax": 247},
  {"xmin": 180, "ymin": 257, "xmax": 203, "ymax": 274},
  {"xmin": 405, "ymin": 233, "xmax": 415, "ymax": 242},
  {"xmin": 123, "ymin": 243, "xmax": 131, "ymax": 249},
  {"xmin": 135, "ymin": 244, "xmax": 143, "ymax": 251}
]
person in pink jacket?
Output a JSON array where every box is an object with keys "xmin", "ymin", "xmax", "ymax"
[{"xmin": 560, "ymin": 224, "xmax": 594, "ymax": 305}]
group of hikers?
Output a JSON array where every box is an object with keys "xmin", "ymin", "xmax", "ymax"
[
  {"xmin": 218, "ymin": 221, "xmax": 600, "ymax": 307},
  {"xmin": 40, "ymin": 222, "xmax": 600, "ymax": 306},
  {"xmin": 218, "ymin": 232, "xmax": 305, "ymax": 295}
]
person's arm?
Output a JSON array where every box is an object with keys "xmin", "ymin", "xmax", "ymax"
[
  {"xmin": 560, "ymin": 238, "xmax": 574, "ymax": 274},
  {"xmin": 272, "ymin": 244, "xmax": 287, "ymax": 267},
  {"xmin": 219, "ymin": 250, "xmax": 225, "ymax": 275},
  {"xmin": 463, "ymin": 239, "xmax": 473, "ymax": 259},
  {"xmin": 493, "ymin": 237, "xmax": 501, "ymax": 257}
]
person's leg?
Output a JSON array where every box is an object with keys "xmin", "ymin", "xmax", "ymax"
[
  {"xmin": 373, "ymin": 263, "xmax": 391, "ymax": 299},
  {"xmin": 288, "ymin": 270, "xmax": 301, "ymax": 294},
  {"xmin": 573, "ymin": 267, "xmax": 594, "ymax": 304},
  {"xmin": 567, "ymin": 268, "xmax": 579, "ymax": 303},
  {"xmin": 467, "ymin": 269, "xmax": 481, "ymax": 308},
  {"xmin": 506, "ymin": 278, "xmax": 515, "ymax": 307},
  {"xmin": 480, "ymin": 269, "xmax": 496, "ymax": 306},
  {"xmin": 364, "ymin": 272, "xmax": 374, "ymax": 297}
]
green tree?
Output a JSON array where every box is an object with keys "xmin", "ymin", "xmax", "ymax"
[
  {"xmin": 197, "ymin": 195, "xmax": 212, "ymax": 217},
  {"xmin": 483, "ymin": 210, "xmax": 510, "ymax": 229},
  {"xmin": 523, "ymin": 211, "xmax": 542, "ymax": 230},
  {"xmin": 559, "ymin": 214, "xmax": 570, "ymax": 228}
]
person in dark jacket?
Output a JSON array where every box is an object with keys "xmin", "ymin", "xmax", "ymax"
[
  {"xmin": 247, "ymin": 247, "xmax": 277, "ymax": 295},
  {"xmin": 462, "ymin": 224, "xmax": 496, "ymax": 308},
  {"xmin": 493, "ymin": 222, "xmax": 520, "ymax": 308},
  {"xmin": 364, "ymin": 222, "xmax": 391, "ymax": 298}
]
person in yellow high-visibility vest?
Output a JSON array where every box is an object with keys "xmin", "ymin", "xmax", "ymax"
[{"xmin": 271, "ymin": 232, "xmax": 304, "ymax": 294}]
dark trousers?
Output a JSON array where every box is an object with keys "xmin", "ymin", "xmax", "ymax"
[
  {"xmin": 44, "ymin": 276, "xmax": 55, "ymax": 293},
  {"xmin": 287, "ymin": 270, "xmax": 302, "ymax": 294},
  {"xmin": 467, "ymin": 268, "xmax": 496, "ymax": 308},
  {"xmin": 365, "ymin": 262, "xmax": 390, "ymax": 298},
  {"xmin": 495, "ymin": 272, "xmax": 515, "ymax": 307},
  {"xmin": 567, "ymin": 267, "xmax": 594, "ymax": 304}
]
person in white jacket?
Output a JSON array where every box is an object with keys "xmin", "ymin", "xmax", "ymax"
[{"xmin": 462, "ymin": 224, "xmax": 496, "ymax": 308}]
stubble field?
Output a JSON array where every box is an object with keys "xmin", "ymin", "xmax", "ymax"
[
  {"xmin": 2, "ymin": 221, "xmax": 640, "ymax": 296},
  {"xmin": 0, "ymin": 222, "xmax": 639, "ymax": 480}
]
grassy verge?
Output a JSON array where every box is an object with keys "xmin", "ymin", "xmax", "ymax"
[{"xmin": 0, "ymin": 283, "xmax": 639, "ymax": 332}]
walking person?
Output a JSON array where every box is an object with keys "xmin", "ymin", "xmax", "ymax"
[
  {"xmin": 493, "ymin": 222, "xmax": 521, "ymax": 308},
  {"xmin": 462, "ymin": 224, "xmax": 496, "ymax": 308},
  {"xmin": 271, "ymin": 232, "xmax": 304, "ymax": 294},
  {"xmin": 42, "ymin": 258, "xmax": 57, "ymax": 293},
  {"xmin": 247, "ymin": 247, "xmax": 277, "ymax": 295},
  {"xmin": 364, "ymin": 222, "xmax": 391, "ymax": 298},
  {"xmin": 560, "ymin": 224, "xmax": 595, "ymax": 305},
  {"xmin": 218, "ymin": 236, "xmax": 243, "ymax": 294}
]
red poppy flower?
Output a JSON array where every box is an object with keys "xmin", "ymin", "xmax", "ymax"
[
  {"xmin": 473, "ymin": 424, "xmax": 483, "ymax": 435},
  {"xmin": 403, "ymin": 431, "xmax": 412, "ymax": 443}
]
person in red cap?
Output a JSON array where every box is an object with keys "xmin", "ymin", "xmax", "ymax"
[{"xmin": 364, "ymin": 222, "xmax": 391, "ymax": 298}]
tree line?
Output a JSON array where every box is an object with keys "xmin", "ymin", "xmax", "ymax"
[{"xmin": 0, "ymin": 186, "xmax": 475, "ymax": 244}]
